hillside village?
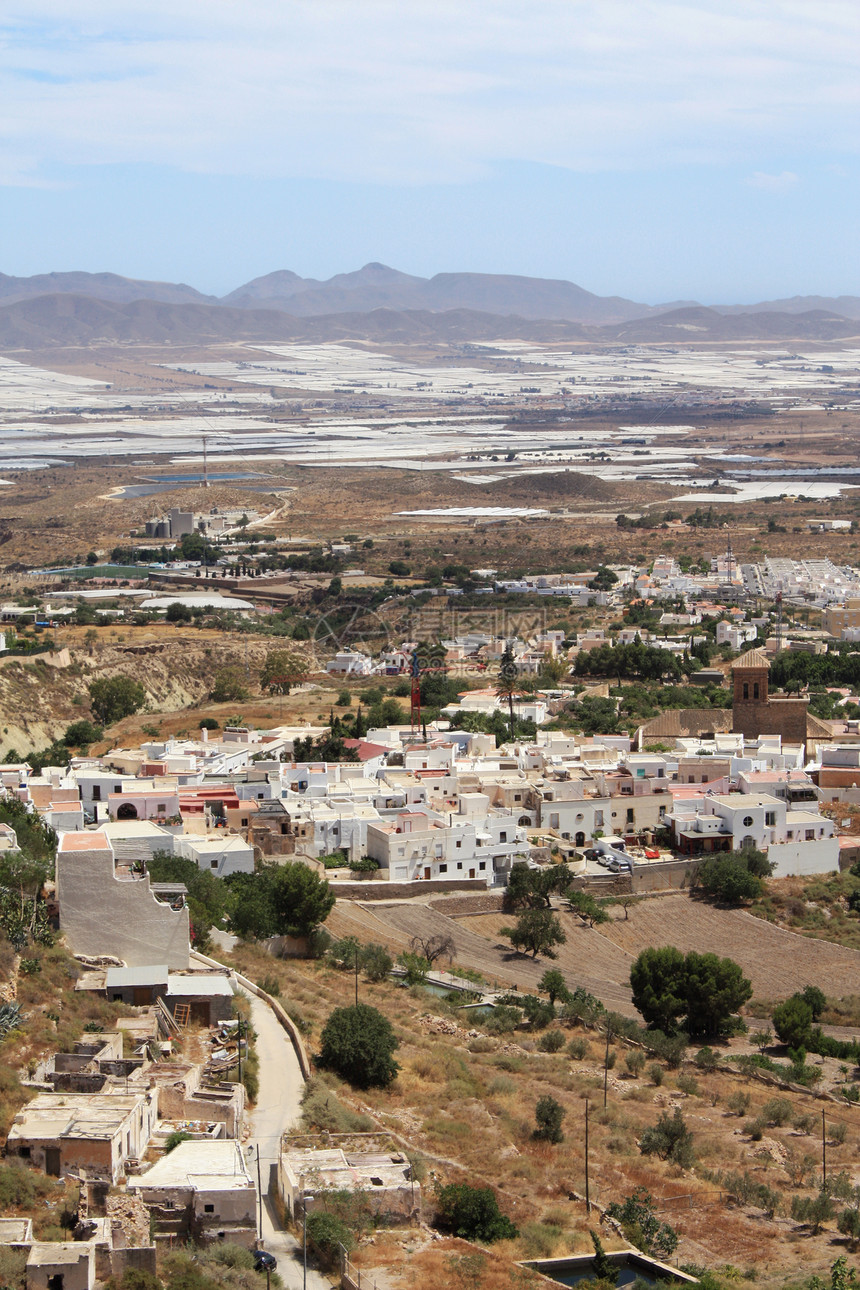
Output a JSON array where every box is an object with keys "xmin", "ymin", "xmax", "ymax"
[{"xmin": 6, "ymin": 551, "xmax": 860, "ymax": 1290}]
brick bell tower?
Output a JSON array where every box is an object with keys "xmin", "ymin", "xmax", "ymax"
[{"xmin": 732, "ymin": 647, "xmax": 770, "ymax": 709}]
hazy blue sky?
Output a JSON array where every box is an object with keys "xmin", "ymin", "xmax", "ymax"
[{"xmin": 1, "ymin": 1, "xmax": 858, "ymax": 302}]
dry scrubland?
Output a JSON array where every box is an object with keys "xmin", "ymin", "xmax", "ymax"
[{"xmin": 227, "ymin": 938, "xmax": 860, "ymax": 1290}]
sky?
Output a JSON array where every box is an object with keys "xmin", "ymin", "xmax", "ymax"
[{"xmin": 0, "ymin": 0, "xmax": 858, "ymax": 303}]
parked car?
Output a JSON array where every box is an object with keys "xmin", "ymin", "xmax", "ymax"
[{"xmin": 253, "ymin": 1251, "xmax": 277, "ymax": 1273}]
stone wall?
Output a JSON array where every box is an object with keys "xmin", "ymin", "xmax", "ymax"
[
  {"xmin": 570, "ymin": 858, "xmax": 702, "ymax": 895},
  {"xmin": 330, "ymin": 877, "xmax": 488, "ymax": 901}
]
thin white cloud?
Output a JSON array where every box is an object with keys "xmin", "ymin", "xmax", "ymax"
[
  {"xmin": 746, "ymin": 170, "xmax": 800, "ymax": 191},
  {"xmin": 0, "ymin": 1, "xmax": 858, "ymax": 185}
]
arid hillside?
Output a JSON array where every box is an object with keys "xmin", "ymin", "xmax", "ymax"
[{"xmin": 0, "ymin": 632, "xmax": 279, "ymax": 757}]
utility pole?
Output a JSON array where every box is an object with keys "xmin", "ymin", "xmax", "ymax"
[
  {"xmin": 604, "ymin": 1028, "xmax": 611, "ymax": 1108},
  {"xmin": 256, "ymin": 1144, "xmax": 263, "ymax": 1240},
  {"xmin": 822, "ymin": 1109, "xmax": 827, "ymax": 1186},
  {"xmin": 585, "ymin": 1099, "xmax": 590, "ymax": 1213}
]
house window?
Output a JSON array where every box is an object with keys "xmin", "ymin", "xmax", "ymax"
[
  {"xmin": 211, "ymin": 860, "xmax": 218, "ymax": 869},
  {"xmin": 439, "ymin": 864, "xmax": 447, "ymax": 873},
  {"xmin": 500, "ymin": 832, "xmax": 507, "ymax": 842},
  {"xmin": 457, "ymin": 862, "xmax": 462, "ymax": 870},
  {"xmin": 514, "ymin": 794, "xmax": 521, "ymax": 802},
  {"xmin": 742, "ymin": 816, "xmax": 754, "ymax": 828},
  {"xmin": 204, "ymin": 1204, "xmax": 215, "ymax": 1214},
  {"xmin": 765, "ymin": 812, "xmax": 776, "ymax": 826},
  {"xmin": 626, "ymin": 808, "xmax": 634, "ymax": 824},
  {"xmin": 456, "ymin": 840, "xmax": 462, "ymax": 848},
  {"xmin": 114, "ymin": 785, "xmax": 122, "ymax": 793},
  {"xmin": 753, "ymin": 682, "xmax": 760, "ymax": 699},
  {"xmin": 806, "ymin": 830, "xmax": 815, "ymax": 840},
  {"xmin": 787, "ymin": 830, "xmax": 793, "ymax": 839},
  {"xmin": 92, "ymin": 786, "xmax": 101, "ymax": 802},
  {"xmin": 157, "ymin": 804, "xmax": 166, "ymax": 814},
  {"xmin": 479, "ymin": 862, "xmax": 486, "ymax": 870},
  {"xmin": 241, "ymin": 817, "xmax": 249, "ymax": 826}
]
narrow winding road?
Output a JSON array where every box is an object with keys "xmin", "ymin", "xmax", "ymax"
[{"xmin": 240, "ymin": 986, "xmax": 332, "ymax": 1290}]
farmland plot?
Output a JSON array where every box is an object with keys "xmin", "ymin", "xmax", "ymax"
[{"xmin": 599, "ymin": 892, "xmax": 860, "ymax": 1000}]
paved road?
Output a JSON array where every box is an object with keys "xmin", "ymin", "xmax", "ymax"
[{"xmin": 240, "ymin": 986, "xmax": 332, "ymax": 1290}]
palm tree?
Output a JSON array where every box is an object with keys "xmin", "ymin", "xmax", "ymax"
[{"xmin": 496, "ymin": 640, "xmax": 521, "ymax": 741}]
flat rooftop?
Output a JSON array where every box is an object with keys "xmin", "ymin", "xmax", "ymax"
[
  {"xmin": 59, "ymin": 831, "xmax": 109, "ymax": 851},
  {"xmin": 128, "ymin": 1139, "xmax": 252, "ymax": 1190}
]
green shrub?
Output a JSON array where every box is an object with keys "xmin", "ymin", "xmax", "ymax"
[
  {"xmin": 362, "ymin": 944, "xmax": 393, "ymax": 982},
  {"xmin": 434, "ymin": 1183, "xmax": 518, "ymax": 1242},
  {"xmin": 567, "ymin": 1037, "xmax": 590, "ymax": 1060},
  {"xmin": 397, "ymin": 951, "xmax": 430, "ymax": 985},
  {"xmin": 625, "ymin": 1049, "xmax": 646, "ymax": 1077},
  {"xmin": 606, "ymin": 1187, "xmax": 678, "ymax": 1259},
  {"xmin": 642, "ymin": 1030, "xmax": 688, "ymax": 1068},
  {"xmin": 640, "ymin": 1108, "xmax": 695, "ymax": 1167},
  {"xmin": 694, "ymin": 1046, "xmax": 720, "ymax": 1073},
  {"xmin": 484, "ymin": 1005, "xmax": 522, "ymax": 1035},
  {"xmin": 318, "ymin": 1004, "xmax": 399, "ymax": 1089},
  {"xmin": 533, "ymin": 1096, "xmax": 565, "ymax": 1143},
  {"xmin": 762, "ymin": 1097, "xmax": 793, "ymax": 1127},
  {"xmin": 538, "ymin": 1029, "xmax": 565, "ymax": 1053},
  {"xmin": 306, "ymin": 1210, "xmax": 354, "ymax": 1264},
  {"xmin": 648, "ymin": 1062, "xmax": 664, "ymax": 1086}
]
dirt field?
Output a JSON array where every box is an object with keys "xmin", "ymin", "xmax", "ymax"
[{"xmin": 599, "ymin": 892, "xmax": 860, "ymax": 1003}]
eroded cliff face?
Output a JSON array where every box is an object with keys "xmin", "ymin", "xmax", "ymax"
[{"xmin": 0, "ymin": 634, "xmax": 273, "ymax": 757}]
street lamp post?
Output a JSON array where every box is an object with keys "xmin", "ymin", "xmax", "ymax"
[{"xmin": 302, "ymin": 1193, "xmax": 315, "ymax": 1290}]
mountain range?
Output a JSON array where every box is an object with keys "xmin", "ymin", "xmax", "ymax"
[{"xmin": 0, "ymin": 263, "xmax": 858, "ymax": 347}]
